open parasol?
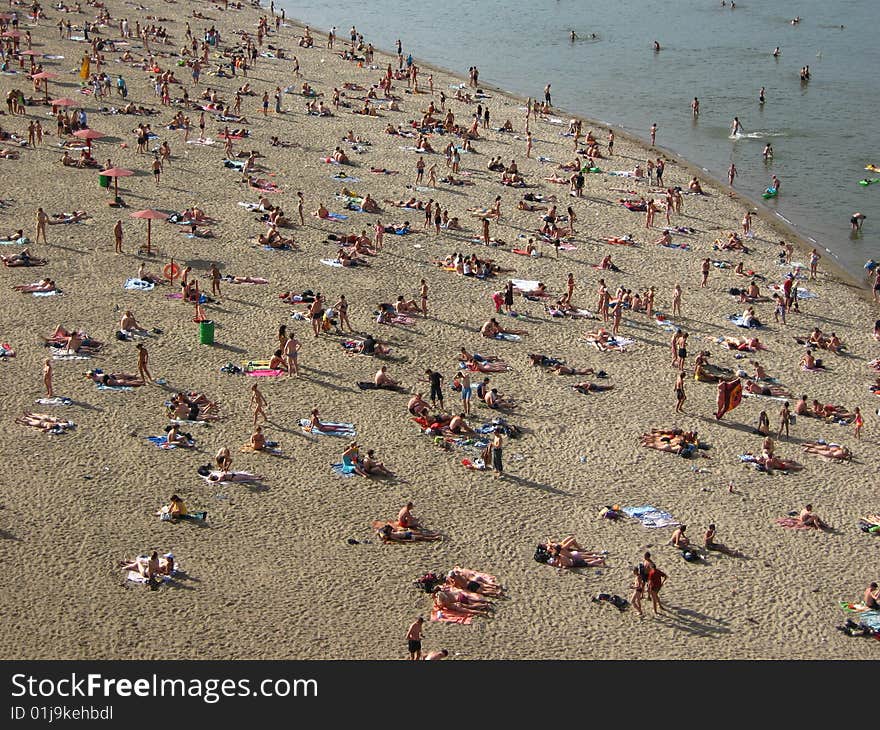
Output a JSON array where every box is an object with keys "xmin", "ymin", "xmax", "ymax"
[
  {"xmin": 98, "ymin": 166, "xmax": 133, "ymax": 200},
  {"xmin": 72, "ymin": 128, "xmax": 103, "ymax": 152},
  {"xmin": 31, "ymin": 70, "xmax": 58, "ymax": 101},
  {"xmin": 130, "ymin": 209, "xmax": 169, "ymax": 254}
]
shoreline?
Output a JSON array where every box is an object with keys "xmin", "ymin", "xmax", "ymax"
[{"xmin": 280, "ymin": 10, "xmax": 870, "ymax": 296}]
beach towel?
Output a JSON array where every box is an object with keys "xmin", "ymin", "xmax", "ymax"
[
  {"xmin": 146, "ymin": 435, "xmax": 183, "ymax": 449},
  {"xmin": 96, "ymin": 383, "xmax": 134, "ymax": 391},
  {"xmin": 659, "ymin": 241, "xmax": 689, "ymax": 250},
  {"xmin": 0, "ymin": 236, "xmax": 30, "ymax": 245},
  {"xmin": 52, "ymin": 353, "xmax": 90, "ymax": 361},
  {"xmin": 325, "ymin": 212, "xmax": 348, "ymax": 221},
  {"xmin": 32, "ymin": 291, "xmax": 61, "ymax": 297},
  {"xmin": 124, "ymin": 278, "xmax": 155, "ymax": 291},
  {"xmin": 320, "ymin": 258, "xmax": 345, "ymax": 268},
  {"xmin": 774, "ymin": 517, "xmax": 812, "ymax": 530},
  {"xmin": 728, "ymin": 314, "xmax": 761, "ymax": 329},
  {"xmin": 299, "ymin": 419, "xmax": 356, "ymax": 437},
  {"xmin": 430, "ymin": 606, "xmax": 474, "ymax": 625},
  {"xmin": 330, "ymin": 174, "xmax": 360, "ymax": 183},
  {"xmin": 356, "ymin": 381, "xmax": 403, "ymax": 391},
  {"xmin": 245, "ymin": 369, "xmax": 285, "ymax": 377},
  {"xmin": 331, "ymin": 462, "xmax": 357, "ymax": 477},
  {"xmin": 36, "ymin": 397, "xmax": 72, "ymax": 406},
  {"xmin": 715, "ymin": 379, "xmax": 743, "ymax": 420},
  {"xmin": 510, "ymin": 279, "xmax": 542, "ymax": 293},
  {"xmin": 622, "ymin": 505, "xmax": 680, "ymax": 529},
  {"xmin": 494, "ymin": 333, "xmax": 521, "ymax": 342},
  {"xmin": 0, "ymin": 343, "xmax": 14, "ymax": 358}
]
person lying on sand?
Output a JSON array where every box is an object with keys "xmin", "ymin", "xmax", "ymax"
[
  {"xmin": 13, "ymin": 278, "xmax": 58, "ymax": 293},
  {"xmin": 722, "ymin": 335, "xmax": 766, "ymax": 352},
  {"xmin": 119, "ymin": 550, "xmax": 175, "ymax": 578},
  {"xmin": 87, "ymin": 370, "xmax": 144, "ymax": 387},
  {"xmin": 802, "ymin": 441, "xmax": 851, "ymax": 460},
  {"xmin": 432, "ymin": 586, "xmax": 494, "ymax": 617},
  {"xmin": 640, "ymin": 428, "xmax": 700, "ymax": 456},
  {"xmin": 3, "ymin": 249, "xmax": 47, "ymax": 267},
  {"xmin": 377, "ymin": 523, "xmax": 440, "ymax": 542},
  {"xmin": 572, "ymin": 381, "xmax": 614, "ymax": 394},
  {"xmin": 16, "ymin": 412, "xmax": 75, "ymax": 433},
  {"xmin": 743, "ymin": 379, "xmax": 792, "ymax": 398}
]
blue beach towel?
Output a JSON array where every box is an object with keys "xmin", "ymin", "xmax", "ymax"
[
  {"xmin": 124, "ymin": 278, "xmax": 155, "ymax": 291},
  {"xmin": 331, "ymin": 462, "xmax": 357, "ymax": 477},
  {"xmin": 299, "ymin": 418, "xmax": 356, "ymax": 437},
  {"xmin": 622, "ymin": 505, "xmax": 680, "ymax": 529}
]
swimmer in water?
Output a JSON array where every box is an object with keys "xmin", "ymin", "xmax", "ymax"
[
  {"xmin": 772, "ymin": 47, "xmax": 780, "ymax": 58},
  {"xmin": 731, "ymin": 117, "xmax": 743, "ymax": 136},
  {"xmin": 653, "ymin": 40, "xmax": 661, "ymax": 52},
  {"xmin": 762, "ymin": 143, "xmax": 773, "ymax": 161},
  {"xmin": 570, "ymin": 30, "xmax": 577, "ymax": 41},
  {"xmin": 759, "ymin": 87, "xmax": 766, "ymax": 104}
]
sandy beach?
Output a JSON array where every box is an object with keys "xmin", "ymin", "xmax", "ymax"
[{"xmin": 0, "ymin": 0, "xmax": 878, "ymax": 660}]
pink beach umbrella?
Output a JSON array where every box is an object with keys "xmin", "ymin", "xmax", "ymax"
[
  {"xmin": 130, "ymin": 209, "xmax": 169, "ymax": 254},
  {"xmin": 31, "ymin": 70, "xmax": 58, "ymax": 101},
  {"xmin": 72, "ymin": 128, "xmax": 104, "ymax": 152},
  {"xmin": 50, "ymin": 97, "xmax": 78, "ymax": 113},
  {"xmin": 98, "ymin": 166, "xmax": 134, "ymax": 200}
]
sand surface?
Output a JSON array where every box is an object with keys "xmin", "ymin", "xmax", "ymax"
[{"xmin": 0, "ymin": 0, "xmax": 878, "ymax": 660}]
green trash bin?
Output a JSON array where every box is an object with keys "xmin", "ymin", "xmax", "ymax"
[
  {"xmin": 98, "ymin": 174, "xmax": 110, "ymax": 188},
  {"xmin": 199, "ymin": 320, "xmax": 215, "ymax": 345}
]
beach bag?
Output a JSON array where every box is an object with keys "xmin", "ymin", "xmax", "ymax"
[{"xmin": 533, "ymin": 545, "xmax": 551, "ymax": 563}]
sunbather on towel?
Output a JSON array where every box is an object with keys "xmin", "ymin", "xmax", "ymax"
[
  {"xmin": 542, "ymin": 537, "xmax": 606, "ymax": 568},
  {"xmin": 163, "ymin": 423, "xmax": 195, "ymax": 447},
  {"xmin": 432, "ymin": 586, "xmax": 494, "ymax": 616},
  {"xmin": 13, "ymin": 278, "xmax": 58, "ymax": 293},
  {"xmin": 722, "ymin": 335, "xmax": 766, "ymax": 352},
  {"xmin": 480, "ymin": 317, "xmax": 527, "ymax": 339},
  {"xmin": 641, "ymin": 428, "xmax": 700, "ymax": 456},
  {"xmin": 119, "ymin": 550, "xmax": 175, "ymax": 578},
  {"xmin": 87, "ymin": 370, "xmax": 144, "ymax": 387},
  {"xmin": 445, "ymin": 568, "xmax": 505, "ymax": 597},
  {"xmin": 16, "ymin": 411, "xmax": 75, "ymax": 433},
  {"xmin": 802, "ymin": 441, "xmax": 851, "ymax": 460},
  {"xmin": 376, "ymin": 524, "xmax": 440, "ymax": 542}
]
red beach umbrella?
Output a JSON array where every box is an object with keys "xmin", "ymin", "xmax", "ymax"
[
  {"xmin": 98, "ymin": 166, "xmax": 134, "ymax": 200},
  {"xmin": 72, "ymin": 128, "xmax": 104, "ymax": 151},
  {"xmin": 130, "ymin": 209, "xmax": 169, "ymax": 254},
  {"xmin": 50, "ymin": 97, "xmax": 78, "ymax": 111},
  {"xmin": 2, "ymin": 30, "xmax": 22, "ymax": 38}
]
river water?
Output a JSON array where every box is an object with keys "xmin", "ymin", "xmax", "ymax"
[{"xmin": 278, "ymin": 0, "xmax": 880, "ymax": 278}]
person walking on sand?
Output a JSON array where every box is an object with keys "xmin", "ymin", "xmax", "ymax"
[
  {"xmin": 526, "ymin": 131, "xmax": 532, "ymax": 158},
  {"xmin": 114, "ymin": 219, "xmax": 123, "ymax": 254},
  {"xmin": 43, "ymin": 358, "xmax": 53, "ymax": 397},
  {"xmin": 250, "ymin": 383, "xmax": 268, "ymax": 426},
  {"xmin": 420, "ymin": 278, "xmax": 429, "ymax": 315},
  {"xmin": 700, "ymin": 257, "xmax": 710, "ymax": 288},
  {"xmin": 406, "ymin": 617, "xmax": 424, "ymax": 660},
  {"xmin": 136, "ymin": 343, "xmax": 152, "ymax": 383},
  {"xmin": 35, "ymin": 207, "xmax": 48, "ymax": 244},
  {"xmin": 728, "ymin": 162, "xmax": 737, "ymax": 187},
  {"xmin": 674, "ymin": 370, "xmax": 686, "ymax": 413}
]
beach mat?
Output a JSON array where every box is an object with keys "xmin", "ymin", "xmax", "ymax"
[{"xmin": 623, "ymin": 505, "xmax": 680, "ymax": 529}]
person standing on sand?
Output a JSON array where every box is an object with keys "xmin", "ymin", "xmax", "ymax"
[
  {"xmin": 43, "ymin": 358, "xmax": 53, "ymax": 397},
  {"xmin": 526, "ymin": 131, "xmax": 532, "ymax": 158},
  {"xmin": 35, "ymin": 207, "xmax": 48, "ymax": 244},
  {"xmin": 853, "ymin": 407, "xmax": 863, "ymax": 440},
  {"xmin": 646, "ymin": 558, "xmax": 667, "ymax": 615},
  {"xmin": 250, "ymin": 383, "xmax": 268, "ymax": 426},
  {"xmin": 406, "ymin": 617, "xmax": 424, "ymax": 660},
  {"xmin": 425, "ymin": 368, "xmax": 444, "ymax": 410},
  {"xmin": 334, "ymin": 293, "xmax": 353, "ymax": 332},
  {"xmin": 152, "ymin": 156, "xmax": 161, "ymax": 185},
  {"xmin": 630, "ymin": 567, "xmax": 645, "ymax": 617},
  {"xmin": 672, "ymin": 283, "xmax": 682, "ymax": 317},
  {"xmin": 491, "ymin": 427, "xmax": 504, "ymax": 479},
  {"xmin": 674, "ymin": 370, "xmax": 686, "ymax": 413},
  {"xmin": 114, "ymin": 219, "xmax": 123, "ymax": 254},
  {"xmin": 728, "ymin": 163, "xmax": 737, "ymax": 186},
  {"xmin": 136, "ymin": 343, "xmax": 152, "ymax": 384},
  {"xmin": 482, "ymin": 217, "xmax": 490, "ymax": 247},
  {"xmin": 420, "ymin": 279, "xmax": 429, "ymax": 315},
  {"xmin": 809, "ymin": 248, "xmax": 821, "ymax": 280},
  {"xmin": 209, "ymin": 263, "xmax": 222, "ymax": 297},
  {"xmin": 297, "ymin": 191, "xmax": 305, "ymax": 225},
  {"xmin": 778, "ymin": 401, "xmax": 791, "ymax": 439},
  {"xmin": 282, "ymin": 332, "xmax": 300, "ymax": 378},
  {"xmin": 650, "ymin": 122, "xmax": 657, "ymax": 146},
  {"xmin": 700, "ymin": 257, "xmax": 711, "ymax": 288},
  {"xmin": 415, "ymin": 155, "xmax": 425, "ymax": 184}
]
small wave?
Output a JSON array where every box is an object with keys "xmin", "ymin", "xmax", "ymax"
[{"xmin": 775, "ymin": 213, "xmax": 793, "ymax": 224}]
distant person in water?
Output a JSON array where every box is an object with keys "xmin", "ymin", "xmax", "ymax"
[{"xmin": 731, "ymin": 117, "xmax": 743, "ymax": 136}]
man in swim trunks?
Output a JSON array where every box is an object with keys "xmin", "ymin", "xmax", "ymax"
[{"xmin": 406, "ymin": 617, "xmax": 423, "ymax": 660}]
